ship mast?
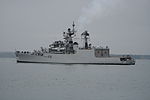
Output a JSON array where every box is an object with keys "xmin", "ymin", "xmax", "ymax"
[
  {"xmin": 62, "ymin": 22, "xmax": 77, "ymax": 54},
  {"xmin": 81, "ymin": 31, "xmax": 89, "ymax": 49},
  {"xmin": 72, "ymin": 21, "xmax": 75, "ymax": 34}
]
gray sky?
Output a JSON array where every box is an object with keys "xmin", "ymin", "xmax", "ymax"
[{"xmin": 0, "ymin": 0, "xmax": 150, "ymax": 55}]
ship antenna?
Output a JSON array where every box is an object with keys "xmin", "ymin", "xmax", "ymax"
[{"xmin": 72, "ymin": 21, "xmax": 75, "ymax": 34}]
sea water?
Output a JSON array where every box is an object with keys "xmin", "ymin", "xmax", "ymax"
[{"xmin": 0, "ymin": 58, "xmax": 150, "ymax": 100}]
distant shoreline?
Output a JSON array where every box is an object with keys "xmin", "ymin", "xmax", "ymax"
[{"xmin": 111, "ymin": 54, "xmax": 150, "ymax": 60}]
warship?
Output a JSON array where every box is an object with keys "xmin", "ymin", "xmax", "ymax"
[{"xmin": 15, "ymin": 22, "xmax": 135, "ymax": 65}]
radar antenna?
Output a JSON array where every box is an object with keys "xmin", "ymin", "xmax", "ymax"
[{"xmin": 72, "ymin": 21, "xmax": 75, "ymax": 34}]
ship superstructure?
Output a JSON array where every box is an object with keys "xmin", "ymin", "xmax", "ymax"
[{"xmin": 15, "ymin": 22, "xmax": 135, "ymax": 65}]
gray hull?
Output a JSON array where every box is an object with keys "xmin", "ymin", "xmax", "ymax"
[{"xmin": 16, "ymin": 50, "xmax": 135, "ymax": 65}]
